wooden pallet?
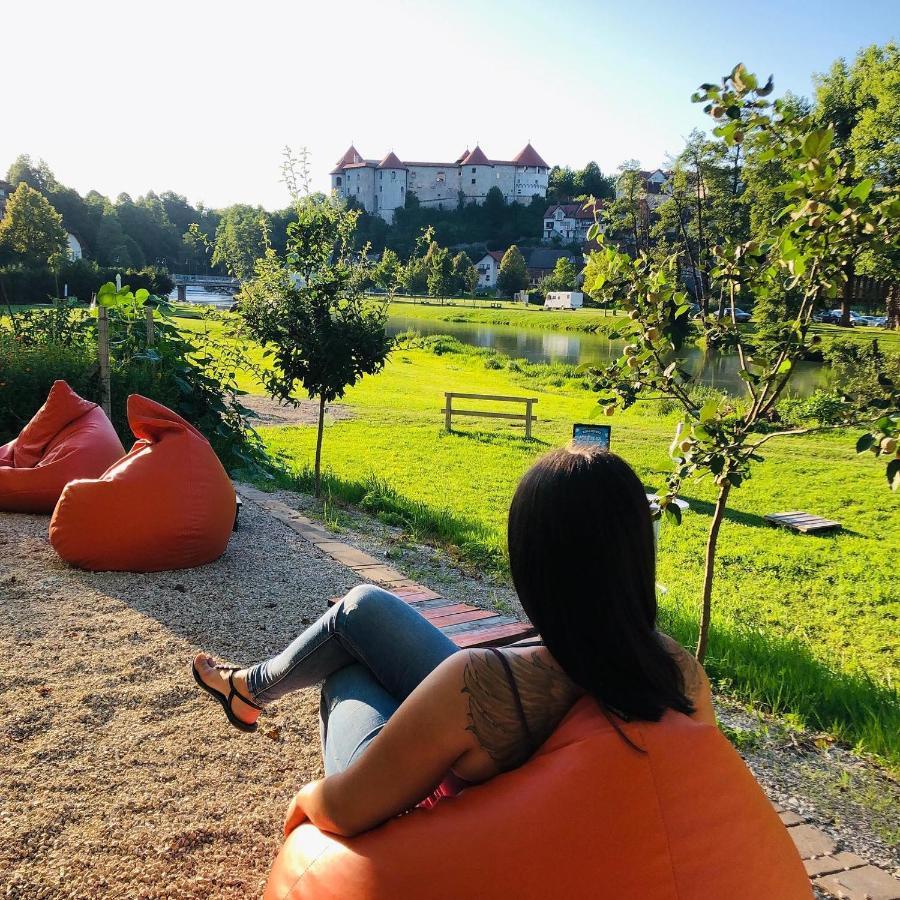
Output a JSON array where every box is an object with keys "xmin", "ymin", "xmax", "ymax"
[
  {"xmin": 764, "ymin": 511, "xmax": 842, "ymax": 534},
  {"xmin": 235, "ymin": 484, "xmax": 536, "ymax": 649}
]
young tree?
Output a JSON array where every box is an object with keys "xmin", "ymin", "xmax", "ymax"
[
  {"xmin": 497, "ymin": 245, "xmax": 529, "ymax": 296},
  {"xmin": 426, "ymin": 241, "xmax": 452, "ymax": 302},
  {"xmin": 373, "ymin": 247, "xmax": 402, "ymax": 294},
  {"xmin": 604, "ymin": 162, "xmax": 648, "ymax": 254},
  {"xmin": 240, "ymin": 188, "xmax": 392, "ymax": 497},
  {"xmin": 451, "ymin": 251, "xmax": 478, "ymax": 296},
  {"xmin": 584, "ymin": 64, "xmax": 899, "ymax": 662},
  {"xmin": 0, "ymin": 183, "xmax": 67, "ymax": 266}
]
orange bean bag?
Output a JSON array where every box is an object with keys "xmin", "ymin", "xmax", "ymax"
[
  {"xmin": 265, "ymin": 697, "xmax": 811, "ymax": 900},
  {"xmin": 0, "ymin": 381, "xmax": 124, "ymax": 513},
  {"xmin": 49, "ymin": 395, "xmax": 236, "ymax": 572}
]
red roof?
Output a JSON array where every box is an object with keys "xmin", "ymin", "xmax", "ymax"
[
  {"xmin": 455, "ymin": 148, "xmax": 470, "ymax": 164},
  {"xmin": 377, "ymin": 151, "xmax": 406, "ymax": 169},
  {"xmin": 487, "ymin": 250, "xmax": 505, "ymax": 263},
  {"xmin": 330, "ymin": 145, "xmax": 366, "ymax": 174},
  {"xmin": 462, "ymin": 146, "xmax": 491, "ymax": 166},
  {"xmin": 512, "ymin": 143, "xmax": 549, "ymax": 168}
]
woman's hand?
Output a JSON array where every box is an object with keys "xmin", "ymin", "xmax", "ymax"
[{"xmin": 283, "ymin": 781, "xmax": 319, "ymax": 837}]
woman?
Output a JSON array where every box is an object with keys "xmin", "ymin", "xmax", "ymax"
[{"xmin": 192, "ymin": 445, "xmax": 713, "ymax": 838}]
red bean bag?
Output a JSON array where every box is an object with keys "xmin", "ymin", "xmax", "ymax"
[
  {"xmin": 49, "ymin": 395, "xmax": 236, "ymax": 572},
  {"xmin": 265, "ymin": 697, "xmax": 811, "ymax": 900},
  {"xmin": 0, "ymin": 381, "xmax": 124, "ymax": 513}
]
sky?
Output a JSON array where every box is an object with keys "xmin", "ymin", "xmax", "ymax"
[{"xmin": 4, "ymin": 0, "xmax": 897, "ymax": 210}]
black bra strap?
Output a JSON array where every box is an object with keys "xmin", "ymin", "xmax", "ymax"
[{"xmin": 489, "ymin": 648, "xmax": 533, "ymax": 744}]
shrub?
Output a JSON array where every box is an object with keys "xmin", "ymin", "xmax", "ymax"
[{"xmin": 0, "ymin": 298, "xmax": 266, "ymax": 476}]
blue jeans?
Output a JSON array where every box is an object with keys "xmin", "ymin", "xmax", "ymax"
[{"xmin": 245, "ymin": 584, "xmax": 458, "ymax": 776}]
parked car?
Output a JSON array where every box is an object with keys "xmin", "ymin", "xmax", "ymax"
[
  {"xmin": 855, "ymin": 314, "xmax": 888, "ymax": 327},
  {"xmin": 726, "ymin": 306, "xmax": 752, "ymax": 322}
]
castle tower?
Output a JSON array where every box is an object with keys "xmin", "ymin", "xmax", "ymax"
[
  {"xmin": 461, "ymin": 146, "xmax": 493, "ymax": 202},
  {"xmin": 376, "ymin": 152, "xmax": 407, "ymax": 224}
]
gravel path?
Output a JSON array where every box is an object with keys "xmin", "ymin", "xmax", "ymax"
[
  {"xmin": 1, "ymin": 485, "xmax": 896, "ymax": 898},
  {"xmin": 0, "ymin": 500, "xmax": 357, "ymax": 899}
]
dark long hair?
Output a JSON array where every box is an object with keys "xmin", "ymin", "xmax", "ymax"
[{"xmin": 508, "ymin": 445, "xmax": 693, "ymax": 722}]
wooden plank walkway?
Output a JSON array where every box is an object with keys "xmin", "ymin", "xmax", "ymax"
[{"xmin": 235, "ymin": 485, "xmax": 536, "ymax": 649}]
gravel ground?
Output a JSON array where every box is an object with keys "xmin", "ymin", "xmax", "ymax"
[
  {"xmin": 1, "ymin": 485, "xmax": 896, "ymax": 899},
  {"xmin": 240, "ymin": 396, "xmax": 353, "ymax": 427},
  {"xmin": 0, "ymin": 499, "xmax": 357, "ymax": 899}
]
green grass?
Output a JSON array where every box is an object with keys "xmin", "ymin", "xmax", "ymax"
[{"xmin": 251, "ymin": 336, "xmax": 899, "ymax": 765}]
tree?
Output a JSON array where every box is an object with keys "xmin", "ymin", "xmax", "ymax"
[
  {"xmin": 211, "ymin": 205, "xmax": 269, "ymax": 280},
  {"xmin": 241, "ymin": 184, "xmax": 392, "ymax": 497},
  {"xmin": 584, "ymin": 63, "xmax": 899, "ymax": 663},
  {"xmin": 450, "ymin": 251, "xmax": 478, "ymax": 296},
  {"xmin": 540, "ymin": 256, "xmax": 579, "ymax": 296},
  {"xmin": 0, "ymin": 183, "xmax": 67, "ymax": 266},
  {"xmin": 814, "ymin": 43, "xmax": 900, "ymax": 325},
  {"xmin": 425, "ymin": 241, "xmax": 452, "ymax": 301},
  {"xmin": 373, "ymin": 248, "xmax": 402, "ymax": 293},
  {"xmin": 497, "ymin": 245, "xmax": 528, "ymax": 296},
  {"xmin": 603, "ymin": 161, "xmax": 648, "ymax": 254}
]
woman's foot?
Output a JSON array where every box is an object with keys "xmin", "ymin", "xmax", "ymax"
[{"xmin": 192, "ymin": 652, "xmax": 263, "ymax": 729}]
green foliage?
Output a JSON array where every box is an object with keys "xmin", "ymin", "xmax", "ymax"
[
  {"xmin": 587, "ymin": 63, "xmax": 900, "ymax": 658},
  {"xmin": 539, "ymin": 256, "xmax": 580, "ymax": 295},
  {"xmin": 0, "ymin": 259, "xmax": 173, "ymax": 305},
  {"xmin": 0, "ymin": 183, "xmax": 67, "ymax": 266},
  {"xmin": 0, "ymin": 296, "xmax": 265, "ymax": 475},
  {"xmin": 211, "ymin": 205, "xmax": 269, "ymax": 280},
  {"xmin": 547, "ymin": 161, "xmax": 616, "ymax": 203},
  {"xmin": 240, "ymin": 186, "xmax": 392, "ymax": 493},
  {"xmin": 496, "ymin": 245, "xmax": 528, "ymax": 296},
  {"xmin": 450, "ymin": 251, "xmax": 478, "ymax": 296},
  {"xmin": 425, "ymin": 242, "xmax": 452, "ymax": 299}
]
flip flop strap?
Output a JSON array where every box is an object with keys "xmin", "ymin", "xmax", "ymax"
[{"xmin": 227, "ymin": 670, "xmax": 264, "ymax": 711}]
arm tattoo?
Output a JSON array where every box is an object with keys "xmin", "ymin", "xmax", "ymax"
[{"xmin": 461, "ymin": 651, "xmax": 581, "ymax": 771}]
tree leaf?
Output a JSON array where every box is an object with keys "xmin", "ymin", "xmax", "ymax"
[{"xmin": 850, "ymin": 178, "xmax": 874, "ymax": 202}]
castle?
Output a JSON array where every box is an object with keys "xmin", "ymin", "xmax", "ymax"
[{"xmin": 329, "ymin": 143, "xmax": 550, "ymax": 224}]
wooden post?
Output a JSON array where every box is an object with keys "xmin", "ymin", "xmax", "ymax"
[
  {"xmin": 444, "ymin": 393, "xmax": 453, "ymax": 432},
  {"xmin": 145, "ymin": 305, "xmax": 155, "ymax": 346},
  {"xmin": 177, "ymin": 283, "xmax": 187, "ymax": 303},
  {"xmin": 97, "ymin": 307, "xmax": 111, "ymax": 419},
  {"xmin": 525, "ymin": 399, "xmax": 534, "ymax": 439}
]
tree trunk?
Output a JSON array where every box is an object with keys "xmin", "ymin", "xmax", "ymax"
[
  {"xmin": 886, "ymin": 283, "xmax": 900, "ymax": 330},
  {"xmin": 314, "ymin": 394, "xmax": 326, "ymax": 498},
  {"xmin": 696, "ymin": 481, "xmax": 731, "ymax": 662},
  {"xmin": 840, "ymin": 259, "xmax": 854, "ymax": 327}
]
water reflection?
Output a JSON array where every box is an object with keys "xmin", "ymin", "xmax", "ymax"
[{"xmin": 387, "ymin": 314, "xmax": 826, "ymax": 398}]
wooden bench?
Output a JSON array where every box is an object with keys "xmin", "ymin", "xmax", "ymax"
[{"xmin": 444, "ymin": 392, "xmax": 538, "ymax": 439}]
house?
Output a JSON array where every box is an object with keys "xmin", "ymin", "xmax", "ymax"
[
  {"xmin": 542, "ymin": 203, "xmax": 599, "ymax": 245},
  {"xmin": 330, "ymin": 143, "xmax": 550, "ymax": 224},
  {"xmin": 474, "ymin": 251, "xmax": 505, "ymax": 289},
  {"xmin": 615, "ymin": 168, "xmax": 672, "ymax": 210},
  {"xmin": 523, "ymin": 247, "xmax": 581, "ymax": 287}
]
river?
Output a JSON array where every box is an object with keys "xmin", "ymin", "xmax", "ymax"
[
  {"xmin": 385, "ymin": 313, "xmax": 827, "ymax": 398},
  {"xmin": 171, "ymin": 291, "xmax": 827, "ymax": 397}
]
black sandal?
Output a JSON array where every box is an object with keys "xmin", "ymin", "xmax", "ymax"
[{"xmin": 191, "ymin": 659, "xmax": 264, "ymax": 733}]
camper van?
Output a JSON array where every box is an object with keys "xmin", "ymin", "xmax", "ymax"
[{"xmin": 544, "ymin": 291, "xmax": 584, "ymax": 310}]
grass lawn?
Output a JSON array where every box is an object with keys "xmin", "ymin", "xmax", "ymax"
[{"xmin": 247, "ymin": 336, "xmax": 898, "ymax": 765}]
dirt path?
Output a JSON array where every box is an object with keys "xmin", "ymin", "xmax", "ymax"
[{"xmin": 240, "ymin": 395, "xmax": 353, "ymax": 427}]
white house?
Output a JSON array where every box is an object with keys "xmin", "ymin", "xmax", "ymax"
[
  {"xmin": 331, "ymin": 143, "xmax": 550, "ymax": 224},
  {"xmin": 542, "ymin": 204, "xmax": 598, "ymax": 244},
  {"xmin": 474, "ymin": 250, "xmax": 505, "ymax": 289},
  {"xmin": 615, "ymin": 169, "xmax": 672, "ymax": 211}
]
